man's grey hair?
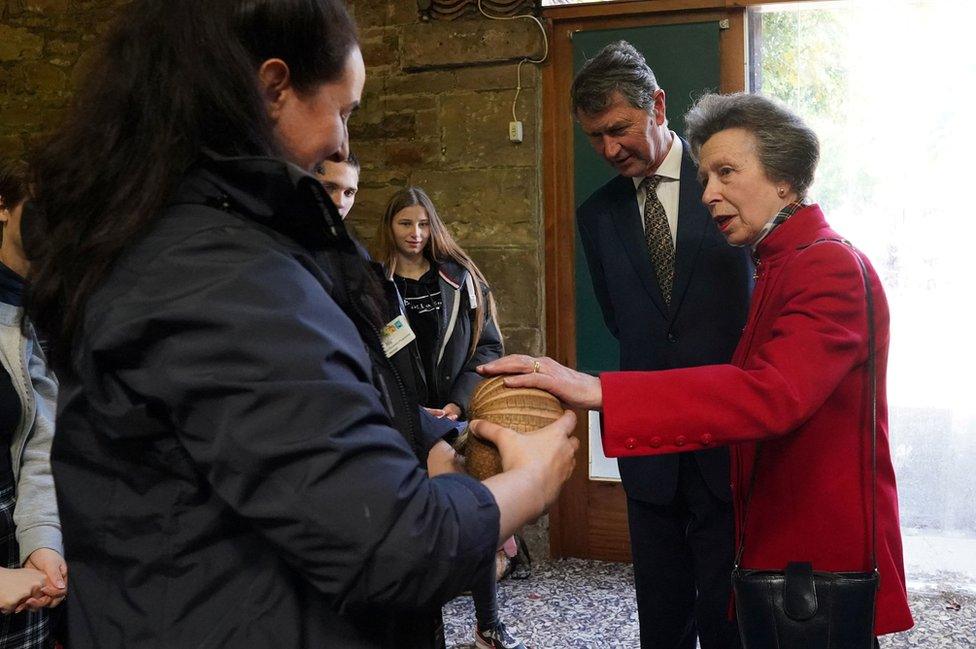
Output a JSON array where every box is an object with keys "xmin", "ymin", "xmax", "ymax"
[
  {"xmin": 571, "ymin": 40, "xmax": 659, "ymax": 116},
  {"xmin": 685, "ymin": 92, "xmax": 820, "ymax": 198}
]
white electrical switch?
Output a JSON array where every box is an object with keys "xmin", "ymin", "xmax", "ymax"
[{"xmin": 509, "ymin": 121, "xmax": 524, "ymax": 143}]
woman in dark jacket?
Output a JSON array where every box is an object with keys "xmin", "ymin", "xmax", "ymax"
[
  {"xmin": 24, "ymin": 2, "xmax": 578, "ymax": 648},
  {"xmin": 376, "ymin": 188, "xmax": 517, "ymax": 649},
  {"xmin": 377, "ymin": 187, "xmax": 503, "ymax": 422}
]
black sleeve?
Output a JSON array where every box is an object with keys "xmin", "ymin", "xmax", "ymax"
[{"xmin": 93, "ymin": 224, "xmax": 499, "ymax": 611}]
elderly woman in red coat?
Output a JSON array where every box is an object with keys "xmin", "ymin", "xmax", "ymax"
[{"xmin": 481, "ymin": 92, "xmax": 913, "ymax": 643}]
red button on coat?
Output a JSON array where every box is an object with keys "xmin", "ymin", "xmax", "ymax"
[
  {"xmin": 701, "ymin": 434, "xmax": 714, "ymax": 446},
  {"xmin": 675, "ymin": 436, "xmax": 686, "ymax": 447},
  {"xmin": 650, "ymin": 437, "xmax": 662, "ymax": 448},
  {"xmin": 625, "ymin": 437, "xmax": 637, "ymax": 450}
]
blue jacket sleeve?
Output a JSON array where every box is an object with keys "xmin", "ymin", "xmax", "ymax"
[{"xmin": 417, "ymin": 406, "xmax": 462, "ymax": 451}]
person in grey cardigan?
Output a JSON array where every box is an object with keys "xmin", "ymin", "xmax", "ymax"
[{"xmin": 0, "ymin": 160, "xmax": 64, "ymax": 639}]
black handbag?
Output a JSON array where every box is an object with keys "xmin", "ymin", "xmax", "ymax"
[{"xmin": 731, "ymin": 239, "xmax": 880, "ymax": 649}]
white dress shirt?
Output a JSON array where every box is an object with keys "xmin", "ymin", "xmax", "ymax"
[{"xmin": 632, "ymin": 133, "xmax": 682, "ymax": 247}]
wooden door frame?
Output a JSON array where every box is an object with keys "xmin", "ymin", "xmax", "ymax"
[{"xmin": 540, "ymin": 1, "xmax": 751, "ymax": 561}]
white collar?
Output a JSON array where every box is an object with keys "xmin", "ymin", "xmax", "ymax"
[{"xmin": 632, "ymin": 132, "xmax": 682, "ymax": 192}]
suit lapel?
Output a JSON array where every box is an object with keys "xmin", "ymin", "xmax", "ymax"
[
  {"xmin": 607, "ymin": 175, "xmax": 668, "ymax": 318},
  {"xmin": 670, "ymin": 147, "xmax": 710, "ymax": 323}
]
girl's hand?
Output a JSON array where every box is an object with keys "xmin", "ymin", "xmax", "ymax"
[
  {"xmin": 441, "ymin": 403, "xmax": 462, "ymax": 421},
  {"xmin": 0, "ymin": 567, "xmax": 47, "ymax": 614},
  {"xmin": 24, "ymin": 548, "xmax": 67, "ymax": 608}
]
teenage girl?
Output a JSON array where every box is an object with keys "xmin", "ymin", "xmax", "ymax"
[{"xmin": 377, "ymin": 187, "xmax": 522, "ymax": 649}]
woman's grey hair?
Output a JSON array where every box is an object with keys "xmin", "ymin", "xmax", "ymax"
[
  {"xmin": 685, "ymin": 92, "xmax": 820, "ymax": 198},
  {"xmin": 571, "ymin": 40, "xmax": 659, "ymax": 116}
]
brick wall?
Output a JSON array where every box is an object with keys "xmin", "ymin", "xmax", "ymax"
[{"xmin": 0, "ymin": 0, "xmax": 128, "ymax": 158}]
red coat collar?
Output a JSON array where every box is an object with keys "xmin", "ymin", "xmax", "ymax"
[{"xmin": 755, "ymin": 204, "xmax": 834, "ymax": 263}]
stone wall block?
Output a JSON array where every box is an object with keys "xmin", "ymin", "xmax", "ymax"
[
  {"xmin": 383, "ymin": 70, "xmax": 458, "ymax": 96},
  {"xmin": 19, "ymin": 14, "xmax": 47, "ymax": 29},
  {"xmin": 349, "ymin": 1, "xmax": 387, "ymax": 29},
  {"xmin": 358, "ymin": 81, "xmax": 386, "ymax": 127},
  {"xmin": 439, "ymin": 89, "xmax": 538, "ymax": 167},
  {"xmin": 382, "ymin": 63, "xmax": 537, "ymax": 98},
  {"xmin": 4, "ymin": 0, "xmax": 27, "ymax": 18},
  {"xmin": 0, "ymin": 102, "xmax": 58, "ymax": 128},
  {"xmin": 400, "ymin": 18, "xmax": 543, "ymax": 71},
  {"xmin": 408, "ymin": 167, "xmax": 537, "ymax": 247},
  {"xmin": 412, "ymin": 108, "xmax": 439, "ymax": 136},
  {"xmin": 18, "ymin": 61, "xmax": 69, "ymax": 96},
  {"xmin": 358, "ymin": 168, "xmax": 410, "ymax": 188},
  {"xmin": 350, "ymin": 112, "xmax": 416, "ymax": 140},
  {"xmin": 471, "ymin": 247, "xmax": 540, "ymax": 329},
  {"xmin": 0, "ymin": 24, "xmax": 44, "ymax": 62},
  {"xmin": 499, "ymin": 326, "xmax": 543, "ymax": 356},
  {"xmin": 522, "ymin": 516, "xmax": 549, "ymax": 562},
  {"xmin": 0, "ymin": 66, "xmax": 26, "ymax": 96},
  {"xmin": 384, "ymin": 139, "xmax": 440, "ymax": 167},
  {"xmin": 343, "ymin": 218, "xmax": 377, "ymax": 251},
  {"xmin": 45, "ymin": 39, "xmax": 80, "ymax": 57},
  {"xmin": 360, "ymin": 30, "xmax": 399, "ymax": 69},
  {"xmin": 0, "ymin": 134, "xmax": 26, "ymax": 159},
  {"xmin": 382, "ymin": 94, "xmax": 436, "ymax": 114},
  {"xmin": 26, "ymin": 0, "xmax": 70, "ymax": 11},
  {"xmin": 389, "ymin": 1, "xmax": 421, "ymax": 26},
  {"xmin": 347, "ymin": 181, "xmax": 401, "ymax": 234},
  {"xmin": 346, "ymin": 138, "xmax": 385, "ymax": 174}
]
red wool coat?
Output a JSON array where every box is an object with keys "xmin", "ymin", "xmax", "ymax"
[{"xmin": 600, "ymin": 205, "xmax": 913, "ymax": 635}]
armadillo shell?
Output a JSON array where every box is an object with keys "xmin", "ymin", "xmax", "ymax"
[{"xmin": 462, "ymin": 376, "xmax": 563, "ymax": 481}]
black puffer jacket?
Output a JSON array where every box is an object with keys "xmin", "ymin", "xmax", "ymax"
[
  {"xmin": 52, "ymin": 154, "xmax": 499, "ymax": 648},
  {"xmin": 397, "ymin": 260, "xmax": 503, "ymax": 417}
]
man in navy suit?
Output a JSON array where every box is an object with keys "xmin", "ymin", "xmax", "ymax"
[{"xmin": 572, "ymin": 41, "xmax": 751, "ymax": 649}]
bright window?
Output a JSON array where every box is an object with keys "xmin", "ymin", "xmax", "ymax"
[{"xmin": 751, "ymin": 0, "xmax": 976, "ymax": 591}]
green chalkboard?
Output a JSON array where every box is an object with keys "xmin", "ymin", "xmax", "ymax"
[{"xmin": 573, "ymin": 22, "xmax": 721, "ymax": 373}]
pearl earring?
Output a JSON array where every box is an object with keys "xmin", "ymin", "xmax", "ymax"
[{"xmin": 777, "ymin": 187, "xmax": 786, "ymax": 197}]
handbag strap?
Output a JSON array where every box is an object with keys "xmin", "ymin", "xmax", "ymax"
[{"xmin": 733, "ymin": 238, "xmax": 878, "ymax": 574}]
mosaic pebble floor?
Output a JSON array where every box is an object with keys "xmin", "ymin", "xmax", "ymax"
[{"xmin": 443, "ymin": 558, "xmax": 976, "ymax": 649}]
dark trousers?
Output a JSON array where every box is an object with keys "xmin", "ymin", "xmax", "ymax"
[
  {"xmin": 626, "ymin": 454, "xmax": 739, "ymax": 649},
  {"xmin": 471, "ymin": 557, "xmax": 499, "ymax": 630}
]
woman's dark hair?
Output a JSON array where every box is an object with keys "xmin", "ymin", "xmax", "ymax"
[{"xmin": 27, "ymin": 0, "xmax": 359, "ymax": 367}]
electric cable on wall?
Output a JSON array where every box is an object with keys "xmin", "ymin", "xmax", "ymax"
[{"xmin": 477, "ymin": 0, "xmax": 550, "ymax": 141}]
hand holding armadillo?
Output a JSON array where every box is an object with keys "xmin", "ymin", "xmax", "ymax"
[{"xmin": 458, "ymin": 376, "xmax": 563, "ymax": 480}]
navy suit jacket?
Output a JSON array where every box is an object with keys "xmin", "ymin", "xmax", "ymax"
[{"xmin": 576, "ymin": 142, "xmax": 752, "ymax": 505}]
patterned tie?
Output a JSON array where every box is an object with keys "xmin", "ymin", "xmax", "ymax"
[{"xmin": 641, "ymin": 175, "xmax": 674, "ymax": 307}]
